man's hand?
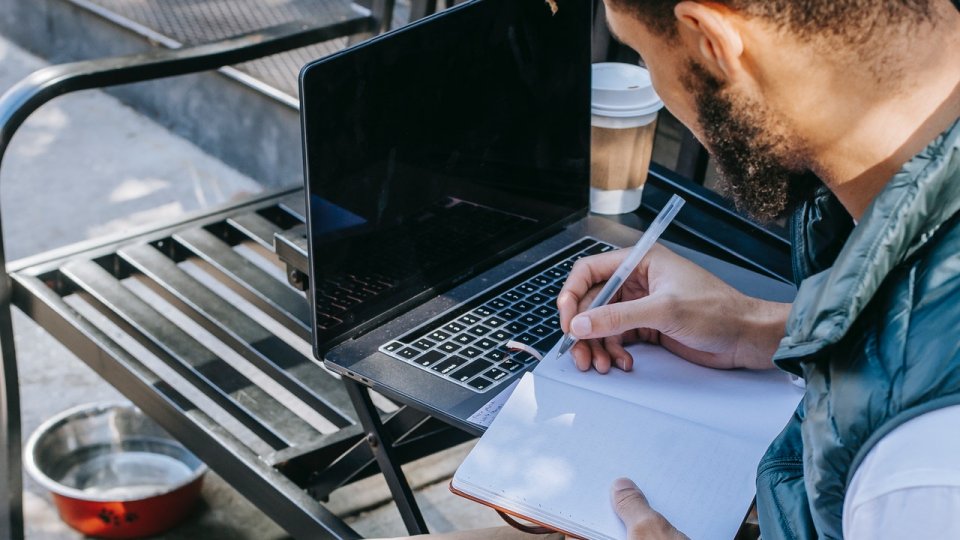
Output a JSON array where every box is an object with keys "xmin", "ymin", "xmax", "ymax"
[
  {"xmin": 557, "ymin": 244, "xmax": 790, "ymax": 372},
  {"xmin": 611, "ymin": 478, "xmax": 687, "ymax": 539}
]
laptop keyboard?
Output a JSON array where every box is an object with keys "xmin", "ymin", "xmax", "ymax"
[
  {"xmin": 313, "ymin": 199, "xmax": 535, "ymax": 332},
  {"xmin": 379, "ymin": 238, "xmax": 616, "ymax": 393}
]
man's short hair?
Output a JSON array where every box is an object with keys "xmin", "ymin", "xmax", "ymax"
[{"xmin": 608, "ymin": 0, "xmax": 934, "ymax": 41}]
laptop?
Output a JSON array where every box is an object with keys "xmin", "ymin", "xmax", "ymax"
[{"xmin": 300, "ymin": 0, "xmax": 652, "ymax": 430}]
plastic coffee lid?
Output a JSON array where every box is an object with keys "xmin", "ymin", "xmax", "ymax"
[{"xmin": 592, "ymin": 63, "xmax": 664, "ymax": 118}]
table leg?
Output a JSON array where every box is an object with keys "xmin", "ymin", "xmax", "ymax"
[{"xmin": 344, "ymin": 380, "xmax": 429, "ymax": 536}]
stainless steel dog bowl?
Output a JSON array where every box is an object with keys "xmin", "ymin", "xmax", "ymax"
[{"xmin": 25, "ymin": 402, "xmax": 207, "ymax": 538}]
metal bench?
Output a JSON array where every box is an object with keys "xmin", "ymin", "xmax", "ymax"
[{"xmin": 0, "ymin": 8, "xmax": 473, "ymax": 538}]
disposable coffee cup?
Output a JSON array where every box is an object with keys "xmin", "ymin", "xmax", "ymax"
[{"xmin": 591, "ymin": 63, "xmax": 664, "ymax": 215}]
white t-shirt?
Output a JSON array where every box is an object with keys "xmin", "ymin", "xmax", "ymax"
[{"xmin": 842, "ymin": 404, "xmax": 960, "ymax": 538}]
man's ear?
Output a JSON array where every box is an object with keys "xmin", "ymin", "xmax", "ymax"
[{"xmin": 674, "ymin": 2, "xmax": 745, "ymax": 81}]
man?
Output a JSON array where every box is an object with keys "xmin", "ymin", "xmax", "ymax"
[
  {"xmin": 389, "ymin": 0, "xmax": 959, "ymax": 537},
  {"xmin": 554, "ymin": 0, "xmax": 960, "ymax": 537}
]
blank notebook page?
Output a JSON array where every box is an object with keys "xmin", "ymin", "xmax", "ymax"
[{"xmin": 454, "ymin": 342, "xmax": 803, "ymax": 540}]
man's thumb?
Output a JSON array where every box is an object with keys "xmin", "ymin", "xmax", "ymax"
[
  {"xmin": 610, "ymin": 478, "xmax": 655, "ymax": 526},
  {"xmin": 573, "ymin": 296, "xmax": 668, "ymax": 339}
]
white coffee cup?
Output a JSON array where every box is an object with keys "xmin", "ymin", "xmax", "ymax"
[{"xmin": 590, "ymin": 63, "xmax": 664, "ymax": 215}]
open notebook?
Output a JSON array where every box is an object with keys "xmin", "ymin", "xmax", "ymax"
[{"xmin": 451, "ymin": 341, "xmax": 804, "ymax": 539}]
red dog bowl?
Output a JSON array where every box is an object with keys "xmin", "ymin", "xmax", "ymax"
[{"xmin": 25, "ymin": 403, "xmax": 207, "ymax": 538}]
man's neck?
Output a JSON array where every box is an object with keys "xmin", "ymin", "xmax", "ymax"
[{"xmin": 794, "ymin": 7, "xmax": 960, "ymax": 220}]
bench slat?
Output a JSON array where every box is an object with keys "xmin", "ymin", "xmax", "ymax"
[
  {"xmin": 279, "ymin": 194, "xmax": 307, "ymax": 223},
  {"xmin": 173, "ymin": 227, "xmax": 312, "ymax": 339},
  {"xmin": 118, "ymin": 242, "xmax": 356, "ymax": 428},
  {"xmin": 226, "ymin": 212, "xmax": 284, "ymax": 251},
  {"xmin": 60, "ymin": 259, "xmax": 320, "ymax": 450}
]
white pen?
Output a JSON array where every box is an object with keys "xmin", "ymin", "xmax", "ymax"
[{"xmin": 555, "ymin": 194, "xmax": 686, "ymax": 357}]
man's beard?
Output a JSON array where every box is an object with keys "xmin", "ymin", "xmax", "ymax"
[{"xmin": 685, "ymin": 62, "xmax": 820, "ymax": 223}]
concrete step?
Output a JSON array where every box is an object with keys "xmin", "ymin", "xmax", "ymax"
[{"xmin": 0, "ymin": 0, "xmax": 416, "ymax": 190}]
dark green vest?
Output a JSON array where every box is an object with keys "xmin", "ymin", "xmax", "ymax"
[{"xmin": 756, "ymin": 119, "xmax": 960, "ymax": 539}]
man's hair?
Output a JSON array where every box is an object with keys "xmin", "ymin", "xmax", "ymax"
[{"xmin": 608, "ymin": 0, "xmax": 934, "ymax": 41}]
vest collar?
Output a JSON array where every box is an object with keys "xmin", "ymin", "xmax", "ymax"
[{"xmin": 775, "ymin": 118, "xmax": 960, "ymax": 366}]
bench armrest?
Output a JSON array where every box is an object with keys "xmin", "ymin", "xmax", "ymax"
[{"xmin": 0, "ymin": 15, "xmax": 374, "ymax": 540}]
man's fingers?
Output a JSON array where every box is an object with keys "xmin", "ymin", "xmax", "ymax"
[
  {"xmin": 589, "ymin": 339, "xmax": 612, "ymax": 374},
  {"xmin": 604, "ymin": 336, "xmax": 633, "ymax": 371},
  {"xmin": 571, "ymin": 340, "xmax": 592, "ymax": 371}
]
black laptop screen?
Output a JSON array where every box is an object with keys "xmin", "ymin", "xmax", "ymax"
[{"xmin": 300, "ymin": 0, "xmax": 590, "ymax": 345}]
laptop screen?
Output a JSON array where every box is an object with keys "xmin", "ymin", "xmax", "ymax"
[{"xmin": 300, "ymin": 0, "xmax": 590, "ymax": 345}]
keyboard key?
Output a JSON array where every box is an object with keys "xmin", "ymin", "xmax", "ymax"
[
  {"xmin": 485, "ymin": 316, "xmax": 506, "ymax": 328},
  {"xmin": 483, "ymin": 367, "xmax": 508, "ymax": 381},
  {"xmin": 439, "ymin": 342, "xmax": 462, "ymax": 354},
  {"xmin": 383, "ymin": 341, "xmax": 403, "ymax": 352},
  {"xmin": 428, "ymin": 330, "xmax": 450, "ymax": 342},
  {"xmin": 458, "ymin": 314, "xmax": 481, "ymax": 325},
  {"xmin": 475, "ymin": 338, "xmax": 498, "ymax": 349},
  {"xmin": 558, "ymin": 261, "xmax": 574, "ymax": 271},
  {"xmin": 485, "ymin": 349, "xmax": 508, "ymax": 362},
  {"xmin": 517, "ymin": 283, "xmax": 538, "ymax": 295},
  {"xmin": 546, "ymin": 268, "xmax": 565, "ymax": 280},
  {"xmin": 501, "ymin": 290, "xmax": 523, "ymax": 302},
  {"xmin": 487, "ymin": 298, "xmax": 509, "ymax": 310},
  {"xmin": 527, "ymin": 293, "xmax": 549, "ymax": 305},
  {"xmin": 444, "ymin": 323, "xmax": 467, "ymax": 335},
  {"xmin": 469, "ymin": 325, "xmax": 491, "ymax": 337},
  {"xmin": 532, "ymin": 276, "xmax": 552, "ymax": 287},
  {"xmin": 530, "ymin": 324, "xmax": 553, "ymax": 337},
  {"xmin": 534, "ymin": 331, "xmax": 564, "ymax": 352},
  {"xmin": 315, "ymin": 314, "xmax": 341, "ymax": 329},
  {"xmin": 490, "ymin": 330, "xmax": 510, "ymax": 342},
  {"xmin": 542, "ymin": 285, "xmax": 561, "ymax": 296},
  {"xmin": 498, "ymin": 309, "xmax": 520, "ymax": 320},
  {"xmin": 453, "ymin": 333, "xmax": 476, "ymax": 345},
  {"xmin": 397, "ymin": 348, "xmax": 420, "ymax": 360},
  {"xmin": 519, "ymin": 314, "xmax": 540, "ymax": 326},
  {"xmin": 584, "ymin": 243, "xmax": 609, "ymax": 255},
  {"xmin": 513, "ymin": 333, "xmax": 538, "ymax": 346},
  {"xmin": 450, "ymin": 360, "xmax": 493, "ymax": 382},
  {"xmin": 413, "ymin": 338, "xmax": 436, "ymax": 350},
  {"xmin": 473, "ymin": 306, "xmax": 495, "ymax": 317},
  {"xmin": 460, "ymin": 346, "xmax": 483, "ymax": 358},
  {"xmin": 544, "ymin": 317, "xmax": 560, "ymax": 329},
  {"xmin": 514, "ymin": 301, "xmax": 534, "ymax": 313},
  {"xmin": 510, "ymin": 350, "xmax": 540, "ymax": 364},
  {"xmin": 467, "ymin": 377, "xmax": 494, "ymax": 391},
  {"xmin": 505, "ymin": 322, "xmax": 528, "ymax": 334},
  {"xmin": 432, "ymin": 356, "xmax": 467, "ymax": 375},
  {"xmin": 414, "ymin": 351, "xmax": 445, "ymax": 367},
  {"xmin": 533, "ymin": 306, "xmax": 554, "ymax": 318},
  {"xmin": 499, "ymin": 359, "xmax": 523, "ymax": 372}
]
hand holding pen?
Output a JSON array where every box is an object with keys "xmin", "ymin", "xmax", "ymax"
[
  {"xmin": 556, "ymin": 195, "xmax": 686, "ymax": 358},
  {"xmin": 556, "ymin": 194, "xmax": 791, "ymax": 373}
]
